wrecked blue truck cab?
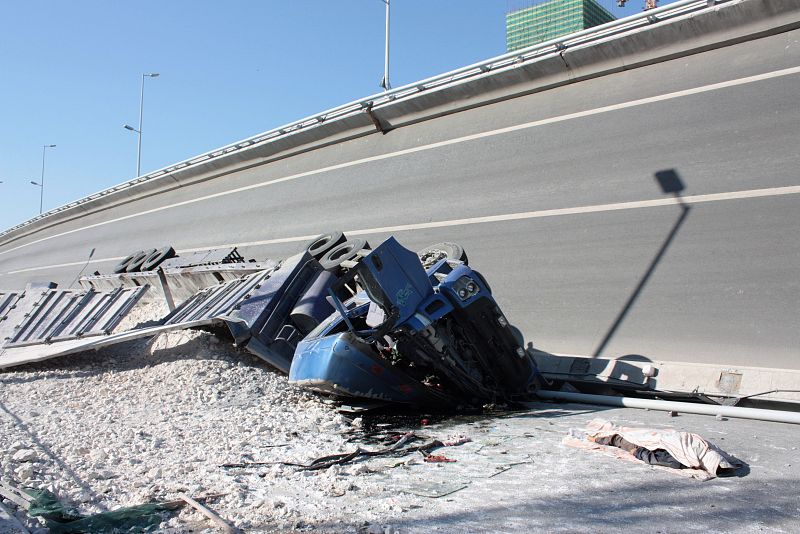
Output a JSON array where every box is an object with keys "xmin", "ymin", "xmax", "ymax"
[{"xmin": 289, "ymin": 237, "xmax": 541, "ymax": 406}]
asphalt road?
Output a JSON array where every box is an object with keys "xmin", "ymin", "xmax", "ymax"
[{"xmin": 1, "ymin": 30, "xmax": 798, "ymax": 369}]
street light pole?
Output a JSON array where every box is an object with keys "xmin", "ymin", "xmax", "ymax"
[
  {"xmin": 129, "ymin": 72, "xmax": 159, "ymax": 177},
  {"xmin": 37, "ymin": 144, "xmax": 56, "ymax": 214},
  {"xmin": 380, "ymin": 0, "xmax": 391, "ymax": 90}
]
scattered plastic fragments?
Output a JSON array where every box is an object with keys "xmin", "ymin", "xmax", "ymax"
[
  {"xmin": 222, "ymin": 432, "xmax": 472, "ymax": 472},
  {"xmin": 422, "ymin": 454, "xmax": 456, "ymax": 463}
]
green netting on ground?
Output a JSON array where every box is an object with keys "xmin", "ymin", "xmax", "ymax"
[{"xmin": 23, "ymin": 488, "xmax": 181, "ymax": 533}]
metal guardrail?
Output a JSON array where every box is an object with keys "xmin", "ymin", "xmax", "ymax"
[{"xmin": 0, "ymin": 0, "xmax": 726, "ymax": 241}]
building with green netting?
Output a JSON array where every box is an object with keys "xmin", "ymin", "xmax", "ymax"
[{"xmin": 506, "ymin": 0, "xmax": 616, "ymax": 51}]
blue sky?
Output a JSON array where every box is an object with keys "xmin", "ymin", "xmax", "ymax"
[{"xmin": 0, "ymin": 0, "xmax": 657, "ymax": 231}]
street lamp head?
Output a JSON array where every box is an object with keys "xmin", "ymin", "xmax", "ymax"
[
  {"xmin": 145, "ymin": 73, "xmax": 159, "ymax": 78},
  {"xmin": 123, "ymin": 124, "xmax": 137, "ymax": 132},
  {"xmin": 45, "ymin": 144, "xmax": 56, "ymax": 148},
  {"xmin": 30, "ymin": 181, "xmax": 40, "ymax": 186}
]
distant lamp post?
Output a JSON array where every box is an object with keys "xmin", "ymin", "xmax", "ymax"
[
  {"xmin": 30, "ymin": 180, "xmax": 43, "ymax": 213},
  {"xmin": 379, "ymin": 0, "xmax": 390, "ymax": 90},
  {"xmin": 124, "ymin": 72, "xmax": 159, "ymax": 177},
  {"xmin": 32, "ymin": 144, "xmax": 56, "ymax": 214}
]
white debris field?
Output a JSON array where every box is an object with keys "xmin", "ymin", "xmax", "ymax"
[{"xmin": 2, "ymin": 303, "xmax": 800, "ymax": 533}]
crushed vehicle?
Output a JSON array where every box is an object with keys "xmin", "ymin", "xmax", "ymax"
[
  {"xmin": 289, "ymin": 237, "xmax": 542, "ymax": 407},
  {"xmin": 2, "ymin": 232, "xmax": 541, "ymax": 408}
]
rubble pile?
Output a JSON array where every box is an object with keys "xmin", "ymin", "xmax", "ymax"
[
  {"xmin": 0, "ymin": 314, "xmax": 393, "ymax": 532},
  {"xmin": 0, "ymin": 236, "xmax": 544, "ymax": 531}
]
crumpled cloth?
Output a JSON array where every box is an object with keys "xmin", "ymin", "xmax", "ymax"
[{"xmin": 565, "ymin": 418, "xmax": 741, "ymax": 480}]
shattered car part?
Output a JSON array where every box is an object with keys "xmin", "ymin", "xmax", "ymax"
[
  {"xmin": 2, "ymin": 286, "xmax": 148, "ymax": 348},
  {"xmin": 2, "ymin": 233, "xmax": 536, "ymax": 411},
  {"xmin": 0, "ymin": 290, "xmax": 24, "ymax": 320},
  {"xmin": 80, "ymin": 261, "xmax": 277, "ymax": 304},
  {"xmin": 0, "ymin": 283, "xmax": 149, "ymax": 352},
  {"xmin": 158, "ymin": 246, "xmax": 246, "ymax": 270},
  {"xmin": 0, "ymin": 242, "xmax": 344, "ymax": 370},
  {"xmin": 223, "ymin": 251, "xmax": 324, "ymax": 372},
  {"xmin": 289, "ymin": 237, "xmax": 541, "ymax": 406}
]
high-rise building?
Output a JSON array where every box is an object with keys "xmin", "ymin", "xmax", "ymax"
[{"xmin": 506, "ymin": 0, "xmax": 616, "ymax": 52}]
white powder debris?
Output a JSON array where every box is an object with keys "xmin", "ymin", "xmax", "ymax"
[
  {"xmin": 11, "ymin": 449, "xmax": 38, "ymax": 462},
  {"xmin": 0, "ymin": 301, "xmax": 422, "ymax": 532}
]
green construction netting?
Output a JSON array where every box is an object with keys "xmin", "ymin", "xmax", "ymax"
[{"xmin": 23, "ymin": 488, "xmax": 181, "ymax": 533}]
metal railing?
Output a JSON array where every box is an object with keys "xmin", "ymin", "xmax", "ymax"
[{"xmin": 0, "ymin": 0, "xmax": 725, "ymax": 241}]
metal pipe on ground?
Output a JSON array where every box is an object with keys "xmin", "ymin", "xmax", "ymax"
[{"xmin": 536, "ymin": 390, "xmax": 800, "ymax": 425}]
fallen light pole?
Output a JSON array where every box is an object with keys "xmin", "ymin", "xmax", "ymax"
[{"xmin": 536, "ymin": 390, "xmax": 800, "ymax": 425}]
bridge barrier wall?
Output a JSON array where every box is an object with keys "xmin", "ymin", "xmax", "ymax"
[{"xmin": 1, "ymin": 0, "xmax": 798, "ymax": 249}]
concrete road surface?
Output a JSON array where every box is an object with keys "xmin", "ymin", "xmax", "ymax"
[
  {"xmin": 348, "ymin": 402, "xmax": 800, "ymax": 534},
  {"xmin": 1, "ymin": 30, "xmax": 798, "ymax": 369}
]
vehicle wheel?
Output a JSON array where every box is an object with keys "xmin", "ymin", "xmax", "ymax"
[
  {"xmin": 125, "ymin": 248, "xmax": 156, "ymax": 272},
  {"xmin": 141, "ymin": 246, "xmax": 176, "ymax": 271},
  {"xmin": 319, "ymin": 239, "xmax": 370, "ymax": 271},
  {"xmin": 112, "ymin": 251, "xmax": 140, "ymax": 274},
  {"xmin": 306, "ymin": 231, "xmax": 347, "ymax": 260},
  {"xmin": 417, "ymin": 242, "xmax": 468, "ymax": 269}
]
